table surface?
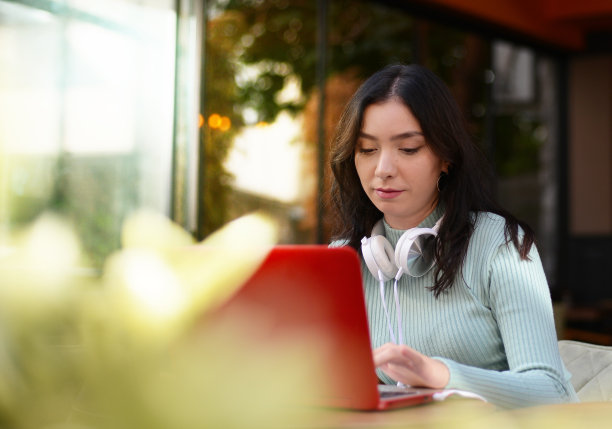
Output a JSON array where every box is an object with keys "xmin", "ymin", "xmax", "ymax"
[{"xmin": 292, "ymin": 398, "xmax": 612, "ymax": 428}]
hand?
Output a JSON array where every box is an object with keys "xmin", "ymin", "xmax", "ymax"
[{"xmin": 373, "ymin": 343, "xmax": 450, "ymax": 389}]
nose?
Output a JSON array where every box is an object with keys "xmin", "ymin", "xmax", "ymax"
[{"xmin": 375, "ymin": 149, "xmax": 396, "ymax": 179}]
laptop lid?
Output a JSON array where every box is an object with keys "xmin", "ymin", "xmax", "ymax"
[{"xmin": 206, "ymin": 245, "xmax": 436, "ymax": 410}]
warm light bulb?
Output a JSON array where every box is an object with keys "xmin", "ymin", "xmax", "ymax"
[
  {"xmin": 219, "ymin": 116, "xmax": 231, "ymax": 131},
  {"xmin": 208, "ymin": 113, "xmax": 222, "ymax": 128}
]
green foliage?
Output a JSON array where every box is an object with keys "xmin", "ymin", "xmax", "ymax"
[
  {"xmin": 1, "ymin": 154, "xmax": 137, "ymax": 267},
  {"xmin": 218, "ymin": 1, "xmax": 482, "ymax": 121},
  {"xmin": 222, "ymin": 0, "xmax": 421, "ymax": 123},
  {"xmin": 201, "ymin": 1, "xmax": 491, "ymax": 237},
  {"xmin": 198, "ymin": 10, "xmax": 245, "ymax": 237},
  {"xmin": 494, "ymin": 113, "xmax": 543, "ymax": 177}
]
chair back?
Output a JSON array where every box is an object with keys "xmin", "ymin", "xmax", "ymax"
[{"xmin": 559, "ymin": 340, "xmax": 612, "ymax": 401}]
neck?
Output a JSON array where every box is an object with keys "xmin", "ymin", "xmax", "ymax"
[{"xmin": 384, "ymin": 200, "xmax": 438, "ymax": 230}]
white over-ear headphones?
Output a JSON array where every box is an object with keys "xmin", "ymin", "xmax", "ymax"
[{"xmin": 361, "ymin": 217, "xmax": 442, "ymax": 281}]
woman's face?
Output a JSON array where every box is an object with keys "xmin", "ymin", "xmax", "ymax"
[{"xmin": 354, "ymin": 98, "xmax": 448, "ymax": 230}]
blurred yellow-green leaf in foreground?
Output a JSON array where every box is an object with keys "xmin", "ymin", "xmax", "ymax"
[{"xmin": 0, "ymin": 211, "xmax": 321, "ymax": 429}]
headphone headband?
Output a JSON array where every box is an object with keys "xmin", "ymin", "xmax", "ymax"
[{"xmin": 360, "ymin": 217, "xmax": 441, "ymax": 281}]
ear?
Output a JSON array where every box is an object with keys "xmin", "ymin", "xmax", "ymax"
[{"xmin": 441, "ymin": 160, "xmax": 450, "ymax": 174}]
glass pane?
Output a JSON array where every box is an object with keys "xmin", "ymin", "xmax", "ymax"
[
  {"xmin": 200, "ymin": 0, "xmax": 318, "ymax": 241},
  {"xmin": 492, "ymin": 40, "xmax": 560, "ymax": 286},
  {"xmin": 0, "ymin": 0, "xmax": 177, "ymax": 266},
  {"xmin": 201, "ymin": 0, "xmax": 491, "ymax": 243},
  {"xmin": 200, "ymin": 1, "xmax": 559, "ymax": 292}
]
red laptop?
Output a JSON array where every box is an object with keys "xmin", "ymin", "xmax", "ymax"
[{"xmin": 206, "ymin": 245, "xmax": 454, "ymax": 410}]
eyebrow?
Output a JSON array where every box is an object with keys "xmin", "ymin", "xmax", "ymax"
[{"xmin": 358, "ymin": 131, "xmax": 424, "ymax": 141}]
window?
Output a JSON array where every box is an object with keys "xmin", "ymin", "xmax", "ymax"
[
  {"xmin": 200, "ymin": 0, "xmax": 561, "ymax": 288},
  {"xmin": 0, "ymin": 0, "xmax": 197, "ymax": 266}
]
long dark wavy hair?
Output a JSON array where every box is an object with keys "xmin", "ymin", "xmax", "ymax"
[{"xmin": 329, "ymin": 64, "xmax": 535, "ymax": 297}]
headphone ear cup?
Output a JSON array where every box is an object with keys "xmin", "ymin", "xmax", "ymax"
[
  {"xmin": 361, "ymin": 235, "xmax": 398, "ymax": 281},
  {"xmin": 395, "ymin": 227, "xmax": 437, "ymax": 277}
]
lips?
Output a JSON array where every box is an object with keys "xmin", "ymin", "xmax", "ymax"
[{"xmin": 375, "ymin": 188, "xmax": 403, "ymax": 199}]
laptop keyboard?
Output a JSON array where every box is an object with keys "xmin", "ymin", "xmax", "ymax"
[{"xmin": 378, "ymin": 387, "xmax": 421, "ymax": 398}]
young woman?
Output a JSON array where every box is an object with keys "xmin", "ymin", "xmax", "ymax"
[{"xmin": 329, "ymin": 64, "xmax": 578, "ymax": 408}]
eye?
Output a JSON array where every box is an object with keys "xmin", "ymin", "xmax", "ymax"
[
  {"xmin": 356, "ymin": 141, "xmax": 376, "ymax": 154},
  {"xmin": 400, "ymin": 147, "xmax": 420, "ymax": 155},
  {"xmin": 357, "ymin": 147, "xmax": 376, "ymax": 154}
]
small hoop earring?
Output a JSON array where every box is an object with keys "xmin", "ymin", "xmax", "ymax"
[{"xmin": 437, "ymin": 172, "xmax": 448, "ymax": 192}]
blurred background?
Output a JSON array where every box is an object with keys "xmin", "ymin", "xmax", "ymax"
[{"xmin": 1, "ymin": 0, "xmax": 611, "ymax": 343}]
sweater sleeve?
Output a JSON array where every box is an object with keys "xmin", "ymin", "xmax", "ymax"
[{"xmin": 435, "ymin": 242, "xmax": 579, "ymax": 409}]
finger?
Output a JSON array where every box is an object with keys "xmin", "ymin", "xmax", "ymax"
[
  {"xmin": 372, "ymin": 343, "xmax": 397, "ymax": 362},
  {"xmin": 373, "ymin": 344, "xmax": 406, "ymax": 366},
  {"xmin": 381, "ymin": 363, "xmax": 412, "ymax": 381},
  {"xmin": 373, "ymin": 342, "xmax": 397, "ymax": 356},
  {"xmin": 378, "ymin": 363, "xmax": 421, "ymax": 387},
  {"xmin": 374, "ymin": 345, "xmax": 414, "ymax": 367}
]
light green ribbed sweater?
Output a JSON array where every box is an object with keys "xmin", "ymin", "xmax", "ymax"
[{"xmin": 352, "ymin": 205, "xmax": 578, "ymax": 409}]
